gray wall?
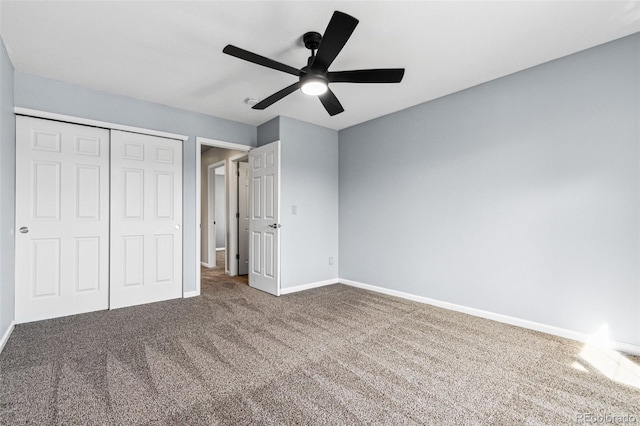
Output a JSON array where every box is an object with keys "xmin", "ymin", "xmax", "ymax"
[
  {"xmin": 257, "ymin": 117, "xmax": 279, "ymax": 147},
  {"xmin": 278, "ymin": 116, "xmax": 339, "ymax": 288},
  {"xmin": 0, "ymin": 38, "xmax": 15, "ymax": 340},
  {"xmin": 14, "ymin": 72, "xmax": 256, "ymax": 293},
  {"xmin": 339, "ymin": 34, "xmax": 640, "ymax": 346}
]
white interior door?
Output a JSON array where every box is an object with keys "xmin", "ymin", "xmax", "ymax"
[
  {"xmin": 208, "ymin": 166, "xmax": 216, "ymax": 267},
  {"xmin": 15, "ymin": 116, "xmax": 110, "ymax": 323},
  {"xmin": 248, "ymin": 141, "xmax": 280, "ymax": 295},
  {"xmin": 238, "ymin": 161, "xmax": 249, "ymax": 275},
  {"xmin": 110, "ymin": 130, "xmax": 183, "ymax": 309}
]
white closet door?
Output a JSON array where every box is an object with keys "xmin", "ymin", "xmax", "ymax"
[
  {"xmin": 15, "ymin": 116, "xmax": 110, "ymax": 323},
  {"xmin": 110, "ymin": 130, "xmax": 183, "ymax": 309}
]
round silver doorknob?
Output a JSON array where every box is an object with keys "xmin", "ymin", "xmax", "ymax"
[
  {"xmin": 19, "ymin": 227, "xmax": 29, "ymax": 234},
  {"xmin": 175, "ymin": 224, "xmax": 180, "ymax": 230}
]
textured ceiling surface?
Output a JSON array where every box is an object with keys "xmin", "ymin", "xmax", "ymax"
[{"xmin": 1, "ymin": 1, "xmax": 638, "ymax": 130}]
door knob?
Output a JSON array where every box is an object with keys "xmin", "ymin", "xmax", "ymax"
[
  {"xmin": 19, "ymin": 226, "xmax": 29, "ymax": 234},
  {"xmin": 175, "ymin": 224, "xmax": 181, "ymax": 230},
  {"xmin": 268, "ymin": 223, "xmax": 281, "ymax": 229}
]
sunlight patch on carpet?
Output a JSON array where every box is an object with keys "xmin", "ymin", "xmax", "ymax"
[{"xmin": 580, "ymin": 325, "xmax": 640, "ymax": 389}]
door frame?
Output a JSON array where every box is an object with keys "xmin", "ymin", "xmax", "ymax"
[
  {"xmin": 195, "ymin": 137, "xmax": 251, "ymax": 296},
  {"xmin": 232, "ymin": 156, "xmax": 250, "ymax": 276},
  {"xmin": 203, "ymin": 160, "xmax": 225, "ymax": 268}
]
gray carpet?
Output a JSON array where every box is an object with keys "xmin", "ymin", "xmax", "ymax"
[{"xmin": 1, "ymin": 259, "xmax": 638, "ymax": 424}]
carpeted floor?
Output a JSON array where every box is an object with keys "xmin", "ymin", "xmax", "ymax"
[
  {"xmin": 1, "ymin": 255, "xmax": 638, "ymax": 425},
  {"xmin": 201, "ymin": 250, "xmax": 248, "ymax": 286}
]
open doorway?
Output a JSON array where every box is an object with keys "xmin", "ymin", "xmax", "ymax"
[
  {"xmin": 195, "ymin": 137, "xmax": 281, "ymax": 297},
  {"xmin": 196, "ymin": 137, "xmax": 251, "ymax": 296},
  {"xmin": 202, "ymin": 160, "xmax": 225, "ymax": 268}
]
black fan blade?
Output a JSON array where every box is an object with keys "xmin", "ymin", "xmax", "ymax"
[
  {"xmin": 252, "ymin": 82, "xmax": 301, "ymax": 110},
  {"xmin": 223, "ymin": 45, "xmax": 301, "ymax": 77},
  {"xmin": 318, "ymin": 88, "xmax": 344, "ymax": 116},
  {"xmin": 328, "ymin": 68, "xmax": 405, "ymax": 83},
  {"xmin": 312, "ymin": 11, "xmax": 359, "ymax": 72}
]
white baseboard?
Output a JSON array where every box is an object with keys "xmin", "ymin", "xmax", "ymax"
[
  {"xmin": 280, "ymin": 278, "xmax": 339, "ymax": 295},
  {"xmin": 183, "ymin": 290, "xmax": 200, "ymax": 298},
  {"xmin": 339, "ymin": 279, "xmax": 640, "ymax": 357},
  {"xmin": 200, "ymin": 261, "xmax": 213, "ymax": 268},
  {"xmin": 0, "ymin": 321, "xmax": 15, "ymax": 354},
  {"xmin": 215, "ymin": 247, "xmax": 225, "ymax": 252}
]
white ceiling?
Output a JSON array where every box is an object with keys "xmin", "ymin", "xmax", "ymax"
[{"xmin": 1, "ymin": 1, "xmax": 638, "ymax": 131}]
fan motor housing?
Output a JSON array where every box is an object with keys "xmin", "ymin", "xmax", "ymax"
[{"xmin": 299, "ymin": 69, "xmax": 328, "ymax": 86}]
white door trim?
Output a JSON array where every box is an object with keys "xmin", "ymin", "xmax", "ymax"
[
  {"xmin": 195, "ymin": 137, "xmax": 251, "ymax": 297},
  {"xmin": 196, "ymin": 136, "xmax": 252, "ymax": 151},
  {"xmin": 15, "ymin": 108, "xmax": 189, "ymax": 141},
  {"xmin": 225, "ymin": 152, "xmax": 249, "ymax": 275},
  {"xmin": 237, "ymin": 160, "xmax": 250, "ymax": 276}
]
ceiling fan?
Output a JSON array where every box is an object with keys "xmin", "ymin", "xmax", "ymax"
[{"xmin": 223, "ymin": 11, "xmax": 405, "ymax": 116}]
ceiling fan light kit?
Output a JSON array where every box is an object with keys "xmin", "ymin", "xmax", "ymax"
[
  {"xmin": 300, "ymin": 75, "xmax": 328, "ymax": 96},
  {"xmin": 223, "ymin": 10, "xmax": 405, "ymax": 116}
]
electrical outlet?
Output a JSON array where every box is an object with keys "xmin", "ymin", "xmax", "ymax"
[
  {"xmin": 329, "ymin": 257, "xmax": 333, "ymax": 265},
  {"xmin": 292, "ymin": 205, "xmax": 297, "ymax": 215}
]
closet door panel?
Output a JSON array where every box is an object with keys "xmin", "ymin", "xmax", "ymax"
[
  {"xmin": 15, "ymin": 116, "xmax": 110, "ymax": 323},
  {"xmin": 110, "ymin": 130, "xmax": 183, "ymax": 309}
]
